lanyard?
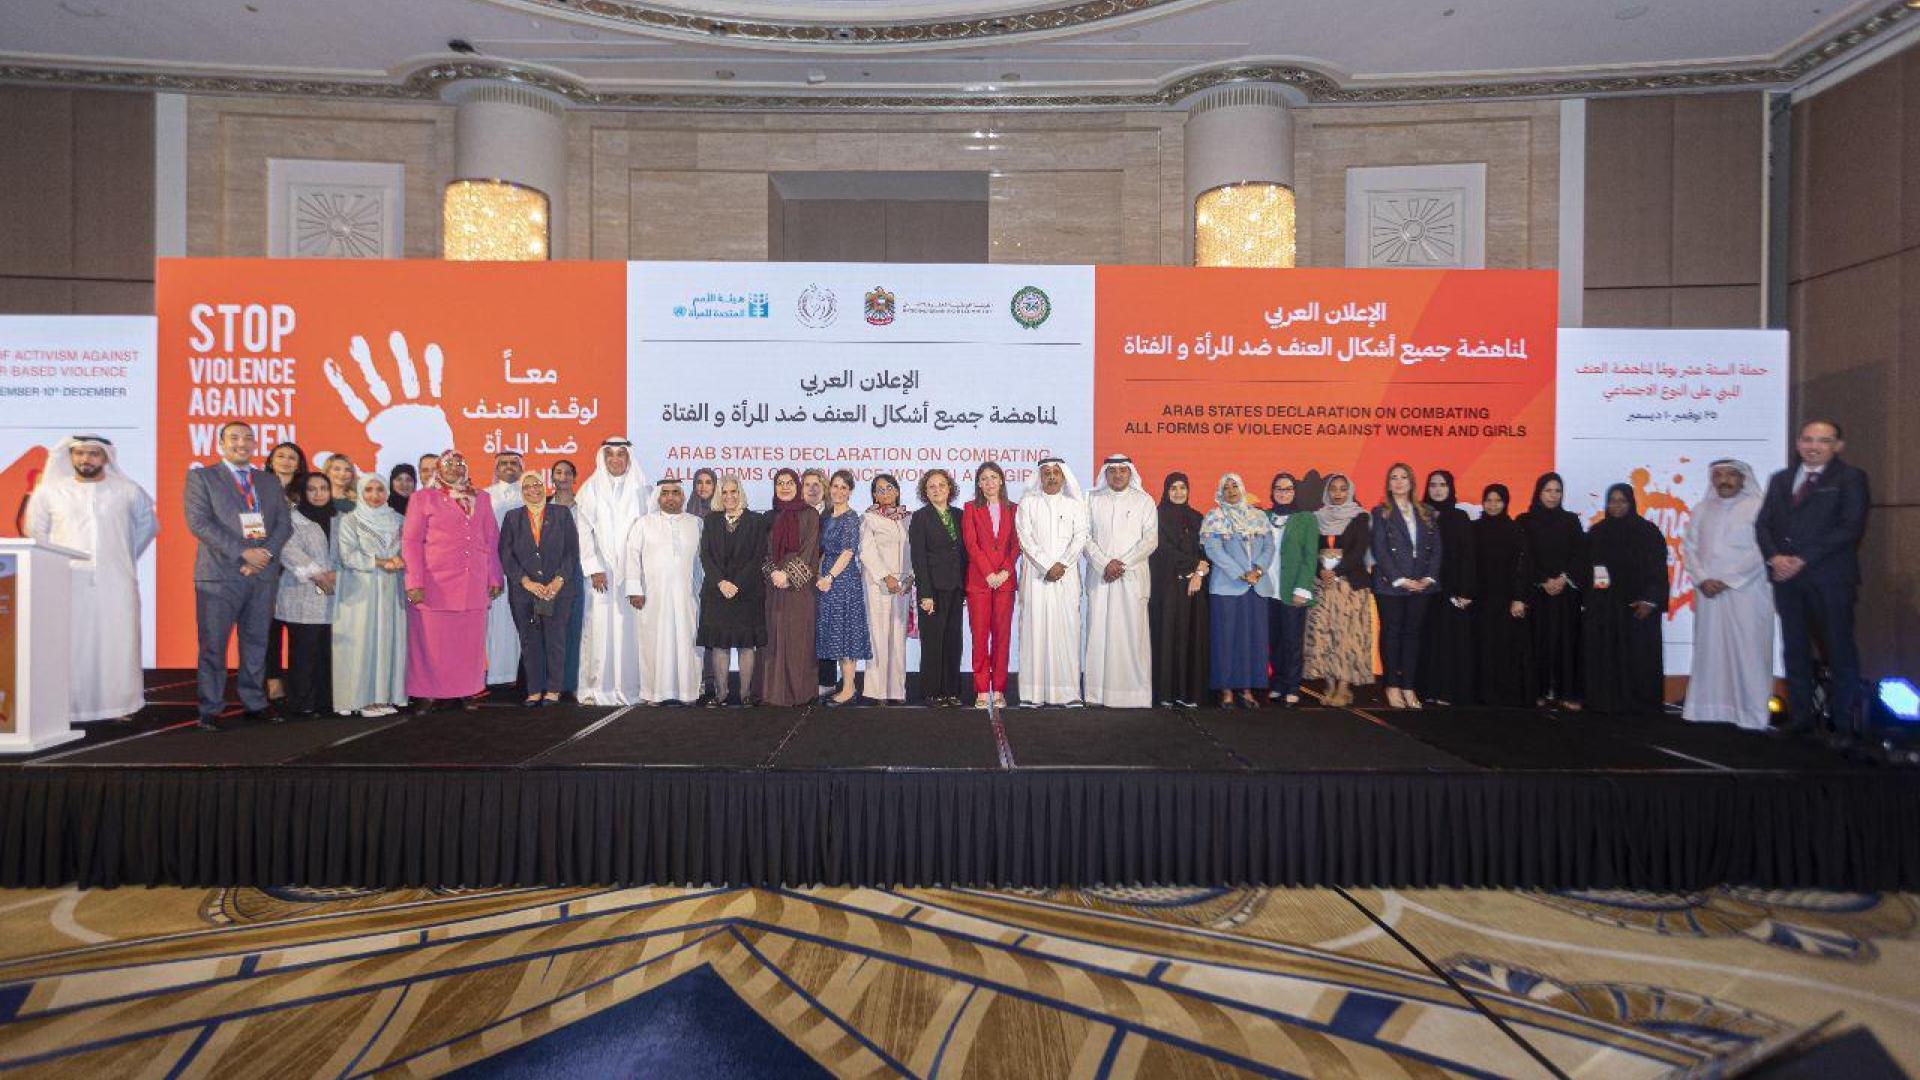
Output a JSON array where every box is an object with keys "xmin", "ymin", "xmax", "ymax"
[{"xmin": 231, "ymin": 466, "xmax": 258, "ymax": 512}]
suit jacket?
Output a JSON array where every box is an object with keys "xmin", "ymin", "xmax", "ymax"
[
  {"xmin": 402, "ymin": 488, "xmax": 504, "ymax": 612},
  {"xmin": 961, "ymin": 499, "xmax": 1018, "ymax": 591},
  {"xmin": 499, "ymin": 503, "xmax": 581, "ymax": 604},
  {"xmin": 1756, "ymin": 456, "xmax": 1869, "ymax": 585},
  {"xmin": 1370, "ymin": 503, "xmax": 1442, "ymax": 595},
  {"xmin": 910, "ymin": 504, "xmax": 968, "ymax": 595},
  {"xmin": 184, "ymin": 460, "xmax": 292, "ymax": 585}
]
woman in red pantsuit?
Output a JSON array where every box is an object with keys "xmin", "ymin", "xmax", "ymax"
[{"xmin": 963, "ymin": 461, "xmax": 1020, "ymax": 707}]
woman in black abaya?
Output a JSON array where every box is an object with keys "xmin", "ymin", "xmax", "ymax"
[
  {"xmin": 1469, "ymin": 484, "xmax": 1535, "ymax": 707},
  {"xmin": 1148, "ymin": 472, "xmax": 1210, "ymax": 707},
  {"xmin": 1517, "ymin": 471, "xmax": 1585, "ymax": 708},
  {"xmin": 1580, "ymin": 483, "xmax": 1668, "ymax": 715},
  {"xmin": 1415, "ymin": 469, "xmax": 1476, "ymax": 705}
]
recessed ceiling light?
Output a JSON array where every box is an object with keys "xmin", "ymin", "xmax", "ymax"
[
  {"xmin": 58, "ymin": 0, "xmax": 111, "ymax": 16},
  {"xmin": 714, "ymin": 69, "xmax": 735, "ymax": 80},
  {"xmin": 806, "ymin": 68, "xmax": 828, "ymax": 85},
  {"xmin": 999, "ymin": 72, "xmax": 1021, "ymax": 81},
  {"xmin": 1614, "ymin": 3, "xmax": 1650, "ymax": 18},
  {"xmin": 1441, "ymin": 7, "xmax": 1455, "ymax": 15}
]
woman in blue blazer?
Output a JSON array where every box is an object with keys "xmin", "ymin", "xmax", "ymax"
[
  {"xmin": 498, "ymin": 472, "xmax": 581, "ymax": 706},
  {"xmin": 1370, "ymin": 462, "xmax": 1442, "ymax": 709},
  {"xmin": 1201, "ymin": 473, "xmax": 1277, "ymax": 709}
]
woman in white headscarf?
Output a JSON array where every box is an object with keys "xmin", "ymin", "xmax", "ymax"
[
  {"xmin": 1201, "ymin": 473, "xmax": 1275, "ymax": 709},
  {"xmin": 1303, "ymin": 473, "xmax": 1375, "ymax": 706},
  {"xmin": 333, "ymin": 471, "xmax": 408, "ymax": 716}
]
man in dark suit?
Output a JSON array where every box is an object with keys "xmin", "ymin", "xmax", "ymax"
[
  {"xmin": 184, "ymin": 420, "xmax": 292, "ymax": 729},
  {"xmin": 1756, "ymin": 419, "xmax": 1869, "ymax": 738}
]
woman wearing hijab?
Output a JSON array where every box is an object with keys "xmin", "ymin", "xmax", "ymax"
[
  {"xmin": 698, "ymin": 474, "xmax": 768, "ymax": 707},
  {"xmin": 400, "ymin": 449, "xmax": 504, "ymax": 711},
  {"xmin": 277, "ymin": 471, "xmax": 338, "ymax": 717},
  {"xmin": 1264, "ymin": 471, "xmax": 1319, "ymax": 707},
  {"xmin": 333, "ymin": 472, "xmax": 408, "ymax": 717},
  {"xmin": 962, "ymin": 461, "xmax": 1018, "ymax": 708},
  {"xmin": 1148, "ymin": 472, "xmax": 1209, "ymax": 707},
  {"xmin": 1517, "ymin": 471, "xmax": 1586, "ymax": 709},
  {"xmin": 758, "ymin": 467, "xmax": 821, "ymax": 707},
  {"xmin": 1201, "ymin": 473, "xmax": 1275, "ymax": 709},
  {"xmin": 264, "ymin": 440, "xmax": 308, "ymax": 702},
  {"xmin": 687, "ymin": 468, "xmax": 718, "ymax": 518},
  {"xmin": 1581, "ymin": 482, "xmax": 1668, "ymax": 715},
  {"xmin": 1305, "ymin": 474, "xmax": 1374, "ymax": 706},
  {"xmin": 1470, "ymin": 484, "xmax": 1535, "ymax": 707},
  {"xmin": 859, "ymin": 474, "xmax": 915, "ymax": 706},
  {"xmin": 1416, "ymin": 469, "xmax": 1477, "ymax": 706},
  {"xmin": 499, "ymin": 472, "xmax": 580, "ymax": 707},
  {"xmin": 1370, "ymin": 463, "xmax": 1442, "ymax": 709},
  {"xmin": 387, "ymin": 463, "xmax": 418, "ymax": 516}
]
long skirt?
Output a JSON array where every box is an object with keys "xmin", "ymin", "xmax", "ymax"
[
  {"xmin": 757, "ymin": 586, "xmax": 818, "ymax": 707},
  {"xmin": 406, "ymin": 606, "xmax": 487, "ymax": 699},
  {"xmin": 1306, "ymin": 579, "xmax": 1375, "ymax": 685},
  {"xmin": 1150, "ymin": 582, "xmax": 1208, "ymax": 705},
  {"xmin": 1417, "ymin": 595, "xmax": 1475, "ymax": 703},
  {"xmin": 1208, "ymin": 591, "xmax": 1269, "ymax": 690}
]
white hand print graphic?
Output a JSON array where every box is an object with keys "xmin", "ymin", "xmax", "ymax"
[{"xmin": 321, "ymin": 331, "xmax": 456, "ymax": 482}]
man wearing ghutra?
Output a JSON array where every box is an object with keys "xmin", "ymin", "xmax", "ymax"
[
  {"xmin": 1683, "ymin": 460, "xmax": 1775, "ymax": 730},
  {"xmin": 1083, "ymin": 453, "xmax": 1159, "ymax": 708},
  {"xmin": 574, "ymin": 438, "xmax": 652, "ymax": 704},
  {"xmin": 624, "ymin": 477, "xmax": 705, "ymax": 705},
  {"xmin": 26, "ymin": 435, "xmax": 158, "ymax": 724},
  {"xmin": 1015, "ymin": 457, "xmax": 1090, "ymax": 706}
]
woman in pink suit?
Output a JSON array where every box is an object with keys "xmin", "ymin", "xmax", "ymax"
[
  {"xmin": 401, "ymin": 449, "xmax": 504, "ymax": 710},
  {"xmin": 963, "ymin": 460, "xmax": 1020, "ymax": 708}
]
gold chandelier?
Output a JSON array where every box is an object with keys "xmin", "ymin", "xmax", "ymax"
[
  {"xmin": 442, "ymin": 179, "xmax": 549, "ymax": 261},
  {"xmin": 1195, "ymin": 181, "xmax": 1296, "ymax": 268}
]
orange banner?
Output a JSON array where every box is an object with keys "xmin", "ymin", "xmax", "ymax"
[
  {"xmin": 1093, "ymin": 266, "xmax": 1556, "ymax": 509},
  {"xmin": 154, "ymin": 259, "xmax": 625, "ymax": 668}
]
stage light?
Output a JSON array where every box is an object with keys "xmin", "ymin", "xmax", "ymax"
[
  {"xmin": 1878, "ymin": 678, "xmax": 1920, "ymax": 722},
  {"xmin": 1767, "ymin": 695, "xmax": 1784, "ymax": 715},
  {"xmin": 1195, "ymin": 182, "xmax": 1296, "ymax": 268},
  {"xmin": 442, "ymin": 179, "xmax": 549, "ymax": 262}
]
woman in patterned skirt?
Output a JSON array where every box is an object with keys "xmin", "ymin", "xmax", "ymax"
[
  {"xmin": 815, "ymin": 469, "xmax": 872, "ymax": 706},
  {"xmin": 1304, "ymin": 473, "xmax": 1375, "ymax": 706}
]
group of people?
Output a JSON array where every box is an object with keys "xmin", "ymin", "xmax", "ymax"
[{"xmin": 24, "ymin": 418, "xmax": 1867, "ymax": 741}]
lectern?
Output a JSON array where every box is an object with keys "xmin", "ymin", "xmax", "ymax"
[{"xmin": 0, "ymin": 538, "xmax": 83, "ymax": 754}]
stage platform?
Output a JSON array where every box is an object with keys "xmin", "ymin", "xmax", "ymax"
[{"xmin": 2, "ymin": 673, "xmax": 1915, "ymax": 891}]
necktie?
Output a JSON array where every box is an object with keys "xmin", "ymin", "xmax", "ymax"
[
  {"xmin": 234, "ymin": 467, "xmax": 257, "ymax": 511},
  {"xmin": 1792, "ymin": 470, "xmax": 1819, "ymax": 507}
]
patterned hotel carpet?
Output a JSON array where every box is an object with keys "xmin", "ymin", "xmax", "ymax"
[{"xmin": 0, "ymin": 883, "xmax": 1913, "ymax": 1078}]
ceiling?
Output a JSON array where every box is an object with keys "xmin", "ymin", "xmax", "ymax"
[{"xmin": 0, "ymin": 0, "xmax": 1912, "ymax": 105}]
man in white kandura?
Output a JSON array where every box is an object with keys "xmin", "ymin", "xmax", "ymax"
[
  {"xmin": 574, "ymin": 437, "xmax": 651, "ymax": 705},
  {"xmin": 624, "ymin": 477, "xmax": 705, "ymax": 705},
  {"xmin": 1016, "ymin": 457, "xmax": 1090, "ymax": 707},
  {"xmin": 1682, "ymin": 459, "xmax": 1775, "ymax": 731},
  {"xmin": 483, "ymin": 450, "xmax": 525, "ymax": 688},
  {"xmin": 1083, "ymin": 453, "xmax": 1159, "ymax": 708},
  {"xmin": 26, "ymin": 434, "xmax": 159, "ymax": 724}
]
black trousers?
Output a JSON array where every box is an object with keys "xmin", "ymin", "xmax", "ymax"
[
  {"xmin": 1775, "ymin": 577, "xmax": 1862, "ymax": 734},
  {"xmin": 283, "ymin": 621, "xmax": 333, "ymax": 715},
  {"xmin": 1375, "ymin": 593, "xmax": 1430, "ymax": 691},
  {"xmin": 917, "ymin": 587, "xmax": 966, "ymax": 701}
]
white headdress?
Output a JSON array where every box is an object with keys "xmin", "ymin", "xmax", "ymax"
[
  {"xmin": 1034, "ymin": 456, "xmax": 1083, "ymax": 503},
  {"xmin": 1092, "ymin": 453, "xmax": 1147, "ymax": 500},
  {"xmin": 38, "ymin": 435, "xmax": 134, "ymax": 491}
]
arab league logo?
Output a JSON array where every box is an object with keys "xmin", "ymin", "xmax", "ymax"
[
  {"xmin": 797, "ymin": 284, "xmax": 837, "ymax": 328},
  {"xmin": 864, "ymin": 286, "xmax": 896, "ymax": 326},
  {"xmin": 1010, "ymin": 285, "xmax": 1051, "ymax": 329}
]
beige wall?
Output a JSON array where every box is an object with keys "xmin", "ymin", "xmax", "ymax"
[
  {"xmin": 1291, "ymin": 100, "xmax": 1561, "ymax": 269},
  {"xmin": 566, "ymin": 111, "xmax": 1185, "ymax": 265},
  {"xmin": 1788, "ymin": 42, "xmax": 1920, "ymax": 681},
  {"xmin": 0, "ymin": 86, "xmax": 154, "ymax": 315},
  {"xmin": 184, "ymin": 95, "xmax": 456, "ymax": 258},
  {"xmin": 1583, "ymin": 92, "xmax": 1766, "ymax": 328}
]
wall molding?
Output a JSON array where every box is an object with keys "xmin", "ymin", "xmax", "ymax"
[{"xmin": 0, "ymin": 0, "xmax": 1910, "ymax": 111}]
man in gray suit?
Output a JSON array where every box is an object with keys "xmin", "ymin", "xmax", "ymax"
[{"xmin": 185, "ymin": 420, "xmax": 292, "ymax": 729}]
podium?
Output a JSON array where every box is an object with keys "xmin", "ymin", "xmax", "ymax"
[{"xmin": 0, "ymin": 538, "xmax": 84, "ymax": 754}]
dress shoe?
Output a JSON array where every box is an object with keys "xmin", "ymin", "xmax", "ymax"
[
  {"xmin": 196, "ymin": 716, "xmax": 225, "ymax": 732},
  {"xmin": 459, "ymin": 697, "xmax": 481, "ymax": 712},
  {"xmin": 244, "ymin": 708, "xmax": 277, "ymax": 724}
]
